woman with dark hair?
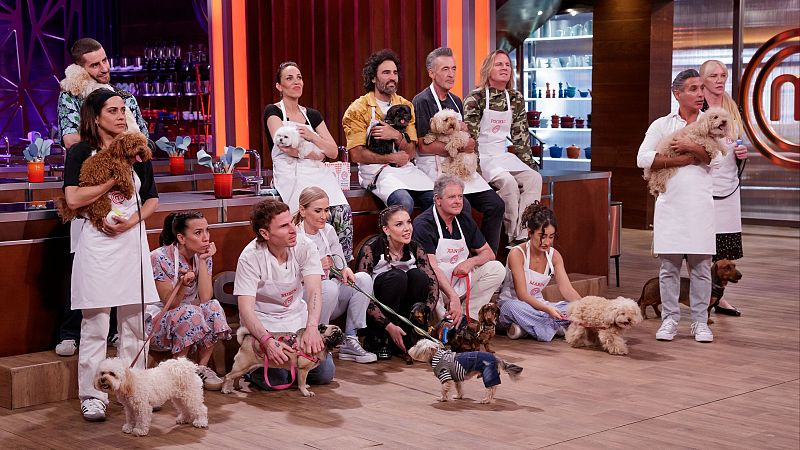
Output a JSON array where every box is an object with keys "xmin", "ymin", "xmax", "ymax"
[
  {"xmin": 355, "ymin": 205, "xmax": 439, "ymax": 359},
  {"xmin": 497, "ymin": 202, "xmax": 581, "ymax": 341},
  {"xmin": 264, "ymin": 61, "xmax": 354, "ymax": 261},
  {"xmin": 63, "ymin": 89, "xmax": 159, "ymax": 421},
  {"xmin": 148, "ymin": 211, "xmax": 231, "ymax": 390}
]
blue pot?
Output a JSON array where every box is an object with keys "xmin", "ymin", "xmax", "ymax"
[
  {"xmin": 584, "ymin": 147, "xmax": 592, "ymax": 159},
  {"xmin": 549, "ymin": 145, "xmax": 563, "ymax": 158}
]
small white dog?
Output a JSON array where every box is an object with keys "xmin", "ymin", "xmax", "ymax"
[
  {"xmin": 59, "ymin": 64, "xmax": 140, "ymax": 134},
  {"xmin": 274, "ymin": 125, "xmax": 322, "ymax": 159},
  {"xmin": 95, "ymin": 357, "xmax": 208, "ymax": 436},
  {"xmin": 565, "ymin": 296, "xmax": 643, "ymax": 355}
]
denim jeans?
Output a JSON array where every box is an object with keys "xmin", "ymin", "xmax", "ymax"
[{"xmin": 246, "ymin": 352, "xmax": 335, "ymax": 390}]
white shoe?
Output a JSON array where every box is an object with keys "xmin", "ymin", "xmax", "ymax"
[
  {"xmin": 55, "ymin": 339, "xmax": 77, "ymax": 356},
  {"xmin": 197, "ymin": 365, "xmax": 223, "ymax": 390},
  {"xmin": 691, "ymin": 322, "xmax": 714, "ymax": 343},
  {"xmin": 81, "ymin": 398, "xmax": 106, "ymax": 422},
  {"xmin": 339, "ymin": 336, "xmax": 377, "ymax": 363},
  {"xmin": 655, "ymin": 318, "xmax": 678, "ymax": 341},
  {"xmin": 506, "ymin": 323, "xmax": 527, "ymax": 340}
]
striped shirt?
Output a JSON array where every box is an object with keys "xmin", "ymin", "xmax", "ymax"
[{"xmin": 431, "ymin": 349, "xmax": 466, "ymax": 383}]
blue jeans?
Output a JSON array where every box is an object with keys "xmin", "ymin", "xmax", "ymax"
[
  {"xmin": 386, "ymin": 189, "xmax": 434, "ymax": 213},
  {"xmin": 454, "ymin": 351, "xmax": 501, "ymax": 387},
  {"xmin": 246, "ymin": 352, "xmax": 335, "ymax": 390}
]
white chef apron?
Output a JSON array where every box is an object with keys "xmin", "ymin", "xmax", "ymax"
[
  {"xmin": 416, "ymin": 84, "xmax": 491, "ymax": 195},
  {"xmin": 475, "ymin": 87, "xmax": 533, "ymax": 182},
  {"xmin": 252, "ymin": 245, "xmax": 308, "ymax": 332},
  {"xmin": 712, "ymin": 137, "xmax": 742, "ymax": 234},
  {"xmin": 433, "ymin": 210, "xmax": 470, "ymax": 297},
  {"xmin": 297, "ymin": 221, "xmax": 333, "ymax": 278},
  {"xmin": 71, "ymin": 171, "xmax": 159, "ymax": 309},
  {"xmin": 271, "ymin": 100, "xmax": 348, "ymax": 212},
  {"xmin": 357, "ymin": 105, "xmax": 433, "ymax": 203},
  {"xmin": 498, "ymin": 244, "xmax": 553, "ymax": 306}
]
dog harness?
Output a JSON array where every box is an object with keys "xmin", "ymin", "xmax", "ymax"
[
  {"xmin": 711, "ymin": 282, "xmax": 725, "ymax": 300},
  {"xmin": 252, "ymin": 333, "xmax": 321, "ymax": 390}
]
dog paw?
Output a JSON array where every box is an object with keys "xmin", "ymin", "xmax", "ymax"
[
  {"xmin": 453, "ymin": 394, "xmax": 463, "ymax": 400},
  {"xmin": 176, "ymin": 414, "xmax": 190, "ymax": 425},
  {"xmin": 221, "ymin": 382, "xmax": 234, "ymax": 394},
  {"xmin": 132, "ymin": 428, "xmax": 149, "ymax": 437},
  {"xmin": 122, "ymin": 424, "xmax": 133, "ymax": 434},
  {"xmin": 607, "ymin": 345, "xmax": 629, "ymax": 356},
  {"xmin": 192, "ymin": 418, "xmax": 208, "ymax": 428},
  {"xmin": 479, "ymin": 398, "xmax": 494, "ymax": 404},
  {"xmin": 437, "ymin": 396, "xmax": 449, "ymax": 402},
  {"xmin": 301, "ymin": 390, "xmax": 315, "ymax": 397}
]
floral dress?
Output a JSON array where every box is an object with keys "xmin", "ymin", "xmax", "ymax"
[{"xmin": 147, "ymin": 245, "xmax": 231, "ymax": 353}]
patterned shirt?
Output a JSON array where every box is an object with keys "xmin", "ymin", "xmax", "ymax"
[
  {"xmin": 431, "ymin": 348, "xmax": 466, "ymax": 383},
  {"xmin": 57, "ymin": 88, "xmax": 148, "ymax": 146},
  {"xmin": 150, "ymin": 244, "xmax": 213, "ymax": 307},
  {"xmin": 462, "ymin": 86, "xmax": 538, "ymax": 170}
]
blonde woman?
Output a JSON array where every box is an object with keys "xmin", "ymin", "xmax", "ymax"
[
  {"xmin": 700, "ymin": 60, "xmax": 748, "ymax": 317},
  {"xmin": 294, "ymin": 187, "xmax": 377, "ymax": 363},
  {"xmin": 463, "ymin": 49, "xmax": 542, "ymax": 245}
]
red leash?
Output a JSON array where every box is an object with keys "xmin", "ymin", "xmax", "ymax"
[
  {"xmin": 252, "ymin": 335, "xmax": 320, "ymax": 390},
  {"xmin": 130, "ymin": 282, "xmax": 183, "ymax": 368},
  {"xmin": 452, "ymin": 273, "xmax": 472, "ymax": 323}
]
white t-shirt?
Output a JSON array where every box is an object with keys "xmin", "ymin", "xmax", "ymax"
[
  {"xmin": 376, "ymin": 98, "xmax": 391, "ymax": 116},
  {"xmin": 300, "ymin": 223, "xmax": 344, "ymax": 262}
]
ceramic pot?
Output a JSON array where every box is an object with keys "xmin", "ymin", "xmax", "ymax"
[
  {"xmin": 548, "ymin": 145, "xmax": 563, "ymax": 158},
  {"xmin": 584, "ymin": 147, "xmax": 592, "ymax": 159},
  {"xmin": 567, "ymin": 144, "xmax": 580, "ymax": 159}
]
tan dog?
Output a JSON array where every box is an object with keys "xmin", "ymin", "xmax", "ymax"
[
  {"xmin": 221, "ymin": 324, "xmax": 344, "ymax": 397},
  {"xmin": 95, "ymin": 357, "xmax": 208, "ymax": 436},
  {"xmin": 566, "ymin": 296, "xmax": 643, "ymax": 355},
  {"xmin": 643, "ymin": 108, "xmax": 731, "ymax": 196},
  {"xmin": 422, "ymin": 109, "xmax": 476, "ymax": 180},
  {"xmin": 59, "ymin": 64, "xmax": 140, "ymax": 133},
  {"xmin": 477, "ymin": 302, "xmax": 500, "ymax": 353},
  {"xmin": 637, "ymin": 259, "xmax": 743, "ymax": 324},
  {"xmin": 55, "ymin": 132, "xmax": 152, "ymax": 230}
]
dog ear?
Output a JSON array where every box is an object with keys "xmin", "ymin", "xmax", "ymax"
[
  {"xmin": 697, "ymin": 114, "xmax": 711, "ymax": 137},
  {"xmin": 478, "ymin": 304, "xmax": 486, "ymax": 323},
  {"xmin": 119, "ymin": 368, "xmax": 134, "ymax": 397},
  {"xmin": 602, "ymin": 300, "xmax": 621, "ymax": 326}
]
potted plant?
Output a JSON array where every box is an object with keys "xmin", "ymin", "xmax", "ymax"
[
  {"xmin": 196, "ymin": 146, "xmax": 245, "ymax": 198},
  {"xmin": 156, "ymin": 136, "xmax": 191, "ymax": 175},
  {"xmin": 23, "ymin": 132, "xmax": 53, "ymax": 182}
]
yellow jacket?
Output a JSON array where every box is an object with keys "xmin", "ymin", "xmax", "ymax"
[{"xmin": 341, "ymin": 92, "xmax": 417, "ymax": 150}]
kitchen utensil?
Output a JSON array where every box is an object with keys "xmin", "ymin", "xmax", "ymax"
[
  {"xmin": 548, "ymin": 145, "xmax": 563, "ymax": 158},
  {"xmin": 196, "ymin": 149, "xmax": 213, "ymax": 169},
  {"xmin": 578, "ymin": 90, "xmax": 590, "ymax": 98},
  {"xmin": 567, "ymin": 144, "xmax": 580, "ymax": 159},
  {"xmin": 583, "ymin": 147, "xmax": 592, "ymax": 159},
  {"xmin": 565, "ymin": 86, "xmax": 577, "ymax": 98}
]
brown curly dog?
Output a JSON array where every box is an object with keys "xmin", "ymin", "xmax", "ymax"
[{"xmin": 56, "ymin": 132, "xmax": 152, "ymax": 230}]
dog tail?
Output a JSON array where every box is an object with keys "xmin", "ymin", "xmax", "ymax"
[
  {"xmin": 54, "ymin": 196, "xmax": 78, "ymax": 223},
  {"xmin": 498, "ymin": 359, "xmax": 523, "ymax": 381},
  {"xmin": 236, "ymin": 326, "xmax": 251, "ymax": 344}
]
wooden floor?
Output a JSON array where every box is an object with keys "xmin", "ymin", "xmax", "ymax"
[{"xmin": 1, "ymin": 225, "xmax": 798, "ymax": 449}]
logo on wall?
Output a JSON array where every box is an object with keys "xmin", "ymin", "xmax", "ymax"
[{"xmin": 740, "ymin": 28, "xmax": 799, "ymax": 170}]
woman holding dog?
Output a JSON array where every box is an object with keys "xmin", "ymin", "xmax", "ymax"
[
  {"xmin": 700, "ymin": 59, "xmax": 748, "ymax": 317},
  {"xmin": 264, "ymin": 61, "xmax": 354, "ymax": 261},
  {"xmin": 355, "ymin": 205, "xmax": 439, "ymax": 359},
  {"xmin": 497, "ymin": 202, "xmax": 581, "ymax": 341},
  {"xmin": 148, "ymin": 211, "xmax": 231, "ymax": 390},
  {"xmin": 63, "ymin": 88, "xmax": 159, "ymax": 421},
  {"xmin": 294, "ymin": 187, "xmax": 377, "ymax": 364}
]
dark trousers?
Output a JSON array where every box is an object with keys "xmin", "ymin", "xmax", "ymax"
[
  {"xmin": 462, "ymin": 189, "xmax": 505, "ymax": 254},
  {"xmin": 386, "ymin": 189, "xmax": 434, "ymax": 214},
  {"xmin": 366, "ymin": 268, "xmax": 431, "ymax": 347}
]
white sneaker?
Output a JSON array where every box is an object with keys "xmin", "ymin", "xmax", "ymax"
[
  {"xmin": 339, "ymin": 336, "xmax": 377, "ymax": 363},
  {"xmin": 81, "ymin": 398, "xmax": 106, "ymax": 422},
  {"xmin": 55, "ymin": 339, "xmax": 77, "ymax": 356},
  {"xmin": 655, "ymin": 318, "xmax": 678, "ymax": 341},
  {"xmin": 691, "ymin": 322, "xmax": 714, "ymax": 343},
  {"xmin": 197, "ymin": 365, "xmax": 223, "ymax": 390},
  {"xmin": 506, "ymin": 323, "xmax": 527, "ymax": 340}
]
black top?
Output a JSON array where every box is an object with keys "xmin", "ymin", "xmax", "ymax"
[
  {"xmin": 63, "ymin": 141, "xmax": 159, "ymax": 201},
  {"xmin": 262, "ymin": 104, "xmax": 325, "ymax": 149},
  {"xmin": 412, "ymin": 206, "xmax": 486, "ymax": 254},
  {"xmin": 412, "ymin": 87, "xmax": 464, "ymax": 138}
]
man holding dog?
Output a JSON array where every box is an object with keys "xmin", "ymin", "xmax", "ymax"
[
  {"xmin": 412, "ymin": 175, "xmax": 505, "ymax": 328},
  {"xmin": 412, "ymin": 47, "xmax": 505, "ymax": 254},
  {"xmin": 342, "ymin": 49, "xmax": 433, "ymax": 213},
  {"xmin": 234, "ymin": 200, "xmax": 335, "ymax": 387},
  {"xmin": 636, "ymin": 69, "xmax": 716, "ymax": 343}
]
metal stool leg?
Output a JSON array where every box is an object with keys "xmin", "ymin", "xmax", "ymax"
[{"xmin": 613, "ymin": 256, "xmax": 620, "ymax": 287}]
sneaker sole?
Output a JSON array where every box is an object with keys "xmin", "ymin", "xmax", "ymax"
[
  {"xmin": 55, "ymin": 350, "xmax": 76, "ymax": 357},
  {"xmin": 655, "ymin": 334, "xmax": 676, "ymax": 341},
  {"xmin": 694, "ymin": 336, "xmax": 714, "ymax": 343},
  {"xmin": 339, "ymin": 353, "xmax": 378, "ymax": 363}
]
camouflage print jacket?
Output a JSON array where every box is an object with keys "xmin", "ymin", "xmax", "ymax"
[{"xmin": 463, "ymin": 86, "xmax": 538, "ymax": 170}]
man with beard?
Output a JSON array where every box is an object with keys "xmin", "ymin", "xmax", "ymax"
[{"xmin": 342, "ymin": 49, "xmax": 434, "ymax": 212}]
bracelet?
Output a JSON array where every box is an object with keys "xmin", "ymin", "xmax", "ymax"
[{"xmin": 260, "ymin": 332, "xmax": 273, "ymax": 345}]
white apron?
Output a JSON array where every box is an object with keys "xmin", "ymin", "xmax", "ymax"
[
  {"xmin": 416, "ymin": 85, "xmax": 491, "ymax": 195},
  {"xmin": 433, "ymin": 210, "xmax": 470, "ymax": 297},
  {"xmin": 653, "ymin": 129, "xmax": 716, "ymax": 254},
  {"xmin": 358, "ymin": 105, "xmax": 433, "ymax": 203},
  {"xmin": 371, "ymin": 247, "xmax": 418, "ymax": 279},
  {"xmin": 297, "ymin": 222, "xmax": 332, "ymax": 278},
  {"xmin": 498, "ymin": 244, "xmax": 553, "ymax": 305},
  {"xmin": 476, "ymin": 88, "xmax": 533, "ymax": 182},
  {"xmin": 253, "ymin": 245, "xmax": 308, "ymax": 332},
  {"xmin": 271, "ymin": 101, "xmax": 348, "ymax": 212},
  {"xmin": 712, "ymin": 138, "xmax": 742, "ymax": 234},
  {"xmin": 72, "ymin": 171, "xmax": 159, "ymax": 309}
]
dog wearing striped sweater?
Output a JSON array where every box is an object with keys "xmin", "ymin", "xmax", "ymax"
[{"xmin": 408, "ymin": 339, "xmax": 522, "ymax": 404}]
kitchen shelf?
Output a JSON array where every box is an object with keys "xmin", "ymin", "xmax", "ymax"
[
  {"xmin": 544, "ymin": 157, "xmax": 591, "ymax": 162},
  {"xmin": 530, "ymin": 128, "xmax": 592, "ymax": 132},
  {"xmin": 526, "ymin": 97, "xmax": 591, "ymax": 101},
  {"xmin": 525, "ymin": 35, "xmax": 593, "ymax": 42},
  {"xmin": 524, "ymin": 67, "xmax": 592, "ymax": 72}
]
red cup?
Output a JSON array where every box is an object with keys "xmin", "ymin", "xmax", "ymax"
[
  {"xmin": 169, "ymin": 155, "xmax": 185, "ymax": 175},
  {"xmin": 27, "ymin": 161, "xmax": 44, "ymax": 182},
  {"xmin": 213, "ymin": 173, "xmax": 233, "ymax": 198}
]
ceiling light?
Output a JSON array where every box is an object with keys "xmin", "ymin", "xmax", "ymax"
[{"xmin": 538, "ymin": 10, "xmax": 543, "ymax": 16}]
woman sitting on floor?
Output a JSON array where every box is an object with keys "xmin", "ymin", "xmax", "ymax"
[
  {"xmin": 148, "ymin": 211, "xmax": 231, "ymax": 390},
  {"xmin": 497, "ymin": 202, "xmax": 581, "ymax": 341}
]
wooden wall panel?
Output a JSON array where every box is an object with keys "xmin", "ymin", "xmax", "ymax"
[
  {"xmin": 246, "ymin": 0, "xmax": 437, "ymax": 167},
  {"xmin": 591, "ymin": 0, "xmax": 674, "ymax": 229}
]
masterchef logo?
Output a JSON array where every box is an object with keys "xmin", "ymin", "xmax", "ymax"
[
  {"xmin": 109, "ymin": 191, "xmax": 126, "ymax": 204},
  {"xmin": 740, "ymin": 28, "xmax": 799, "ymax": 170}
]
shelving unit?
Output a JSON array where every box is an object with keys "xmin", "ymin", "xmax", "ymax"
[{"xmin": 518, "ymin": 12, "xmax": 594, "ymax": 171}]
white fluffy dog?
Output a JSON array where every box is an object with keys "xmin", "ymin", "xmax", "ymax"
[
  {"xmin": 422, "ymin": 109, "xmax": 476, "ymax": 180},
  {"xmin": 94, "ymin": 357, "xmax": 208, "ymax": 436},
  {"xmin": 565, "ymin": 296, "xmax": 643, "ymax": 356},
  {"xmin": 643, "ymin": 108, "xmax": 731, "ymax": 196},
  {"xmin": 59, "ymin": 64, "xmax": 140, "ymax": 134},
  {"xmin": 274, "ymin": 125, "xmax": 322, "ymax": 159}
]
